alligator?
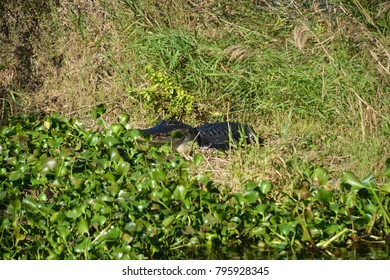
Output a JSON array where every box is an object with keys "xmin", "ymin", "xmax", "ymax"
[{"xmin": 138, "ymin": 119, "xmax": 260, "ymax": 151}]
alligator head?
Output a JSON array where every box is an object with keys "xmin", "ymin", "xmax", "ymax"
[{"xmin": 138, "ymin": 120, "xmax": 198, "ymax": 149}]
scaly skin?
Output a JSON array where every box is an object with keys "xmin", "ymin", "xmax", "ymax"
[{"xmin": 139, "ymin": 119, "xmax": 259, "ymax": 150}]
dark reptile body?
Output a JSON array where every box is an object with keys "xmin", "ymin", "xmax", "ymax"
[
  {"xmin": 195, "ymin": 122, "xmax": 256, "ymax": 149},
  {"xmin": 140, "ymin": 120, "xmax": 258, "ymax": 150}
]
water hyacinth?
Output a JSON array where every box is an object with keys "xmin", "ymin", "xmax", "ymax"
[{"xmin": 0, "ymin": 114, "xmax": 389, "ymax": 259}]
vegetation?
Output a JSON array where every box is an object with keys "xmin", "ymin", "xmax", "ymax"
[{"xmin": 0, "ymin": 0, "xmax": 389, "ymax": 259}]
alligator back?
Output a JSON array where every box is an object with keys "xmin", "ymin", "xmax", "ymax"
[{"xmin": 195, "ymin": 122, "xmax": 257, "ymax": 150}]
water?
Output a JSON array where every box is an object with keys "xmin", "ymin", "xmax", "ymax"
[{"xmin": 153, "ymin": 243, "xmax": 390, "ymax": 260}]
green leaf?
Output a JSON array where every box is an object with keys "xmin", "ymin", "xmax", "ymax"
[
  {"xmin": 342, "ymin": 171, "xmax": 365, "ymax": 191},
  {"xmin": 74, "ymin": 237, "xmax": 92, "ymax": 253},
  {"xmin": 9, "ymin": 170, "xmax": 22, "ymax": 181},
  {"xmin": 312, "ymin": 167, "xmax": 329, "ymax": 186},
  {"xmin": 56, "ymin": 225, "xmax": 70, "ymax": 238},
  {"xmin": 22, "ymin": 197, "xmax": 39, "ymax": 211},
  {"xmin": 72, "ymin": 175, "xmax": 87, "ymax": 189},
  {"xmin": 109, "ymin": 124, "xmax": 125, "ymax": 136},
  {"xmin": 278, "ymin": 223, "xmax": 291, "ymax": 235},
  {"xmin": 108, "ymin": 148, "xmax": 121, "ymax": 161},
  {"xmin": 150, "ymin": 168, "xmax": 166, "ymax": 181},
  {"xmin": 244, "ymin": 190, "xmax": 259, "ymax": 203},
  {"xmin": 329, "ymin": 203, "xmax": 339, "ymax": 213},
  {"xmin": 118, "ymin": 113, "xmax": 130, "ymax": 125},
  {"xmin": 315, "ymin": 189, "xmax": 333, "ymax": 204},
  {"xmin": 94, "ymin": 158, "xmax": 108, "ymax": 169},
  {"xmin": 125, "ymin": 222, "xmax": 137, "ymax": 233},
  {"xmin": 259, "ymin": 180, "xmax": 272, "ymax": 194},
  {"xmin": 102, "ymin": 136, "xmax": 119, "ymax": 147},
  {"xmin": 91, "ymin": 215, "xmax": 107, "ymax": 228},
  {"xmin": 66, "ymin": 207, "xmax": 83, "ymax": 220},
  {"xmin": 162, "ymin": 216, "xmax": 175, "ymax": 228},
  {"xmin": 77, "ymin": 219, "xmax": 89, "ymax": 235},
  {"xmin": 233, "ymin": 193, "xmax": 247, "ymax": 206},
  {"xmin": 204, "ymin": 214, "xmax": 217, "ymax": 226},
  {"xmin": 107, "ymin": 182, "xmax": 120, "ymax": 195},
  {"xmin": 380, "ymin": 183, "xmax": 390, "ymax": 193},
  {"xmin": 256, "ymin": 204, "xmax": 268, "ymax": 216},
  {"xmin": 7, "ymin": 199, "xmax": 21, "ymax": 215},
  {"xmin": 85, "ymin": 133, "xmax": 100, "ymax": 146},
  {"xmin": 91, "ymin": 104, "xmax": 106, "ymax": 119},
  {"xmin": 0, "ymin": 191, "xmax": 6, "ymax": 201},
  {"xmin": 193, "ymin": 153, "xmax": 205, "ymax": 165},
  {"xmin": 117, "ymin": 161, "xmax": 130, "ymax": 176},
  {"xmin": 107, "ymin": 226, "xmax": 121, "ymax": 240},
  {"xmin": 245, "ymin": 180, "xmax": 258, "ymax": 190},
  {"xmin": 173, "ymin": 185, "xmax": 187, "ymax": 201},
  {"xmin": 124, "ymin": 129, "xmax": 141, "ymax": 140}
]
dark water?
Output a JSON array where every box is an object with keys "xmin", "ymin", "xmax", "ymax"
[{"xmin": 154, "ymin": 244, "xmax": 390, "ymax": 260}]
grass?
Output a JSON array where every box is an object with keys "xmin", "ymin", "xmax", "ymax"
[{"xmin": 0, "ymin": 0, "xmax": 389, "ymax": 259}]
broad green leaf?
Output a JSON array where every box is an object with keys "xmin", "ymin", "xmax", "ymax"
[
  {"xmin": 72, "ymin": 175, "xmax": 87, "ymax": 189},
  {"xmin": 91, "ymin": 104, "xmax": 106, "ymax": 119},
  {"xmin": 42, "ymin": 156, "xmax": 58, "ymax": 171},
  {"xmin": 107, "ymin": 182, "xmax": 120, "ymax": 195},
  {"xmin": 102, "ymin": 136, "xmax": 119, "ymax": 147},
  {"xmin": 150, "ymin": 168, "xmax": 166, "ymax": 181},
  {"xmin": 162, "ymin": 216, "xmax": 175, "ymax": 228},
  {"xmin": 329, "ymin": 203, "xmax": 339, "ymax": 213},
  {"xmin": 56, "ymin": 225, "xmax": 70, "ymax": 238},
  {"xmin": 244, "ymin": 190, "xmax": 259, "ymax": 203},
  {"xmin": 233, "ymin": 193, "xmax": 246, "ymax": 206},
  {"xmin": 312, "ymin": 167, "xmax": 329, "ymax": 186},
  {"xmin": 204, "ymin": 214, "xmax": 217, "ymax": 226},
  {"xmin": 316, "ymin": 189, "xmax": 333, "ymax": 204},
  {"xmin": 9, "ymin": 170, "xmax": 22, "ymax": 181},
  {"xmin": 91, "ymin": 215, "xmax": 107, "ymax": 228},
  {"xmin": 173, "ymin": 185, "xmax": 187, "ymax": 201},
  {"xmin": 74, "ymin": 237, "xmax": 92, "ymax": 253},
  {"xmin": 117, "ymin": 161, "xmax": 130, "ymax": 176},
  {"xmin": 77, "ymin": 219, "xmax": 89, "ymax": 235},
  {"xmin": 0, "ymin": 191, "xmax": 6, "ymax": 201},
  {"xmin": 85, "ymin": 133, "xmax": 100, "ymax": 146},
  {"xmin": 109, "ymin": 124, "xmax": 125, "ymax": 136},
  {"xmin": 7, "ymin": 199, "xmax": 21, "ymax": 215},
  {"xmin": 118, "ymin": 113, "xmax": 130, "ymax": 125},
  {"xmin": 107, "ymin": 226, "xmax": 121, "ymax": 240},
  {"xmin": 227, "ymin": 222, "xmax": 238, "ymax": 230},
  {"xmin": 245, "ymin": 180, "xmax": 258, "ymax": 190},
  {"xmin": 125, "ymin": 222, "xmax": 137, "ymax": 233},
  {"xmin": 66, "ymin": 207, "xmax": 83, "ymax": 220},
  {"xmin": 94, "ymin": 158, "xmax": 108, "ymax": 169},
  {"xmin": 379, "ymin": 183, "xmax": 390, "ymax": 193},
  {"xmin": 193, "ymin": 153, "xmax": 205, "ymax": 165},
  {"xmin": 124, "ymin": 129, "xmax": 141, "ymax": 140},
  {"xmin": 278, "ymin": 223, "xmax": 291, "ymax": 235},
  {"xmin": 256, "ymin": 204, "xmax": 268, "ymax": 216},
  {"xmin": 342, "ymin": 171, "xmax": 365, "ymax": 191},
  {"xmin": 104, "ymin": 171, "xmax": 116, "ymax": 183},
  {"xmin": 22, "ymin": 196, "xmax": 39, "ymax": 211},
  {"xmin": 108, "ymin": 148, "xmax": 121, "ymax": 161},
  {"xmin": 259, "ymin": 180, "xmax": 272, "ymax": 194}
]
